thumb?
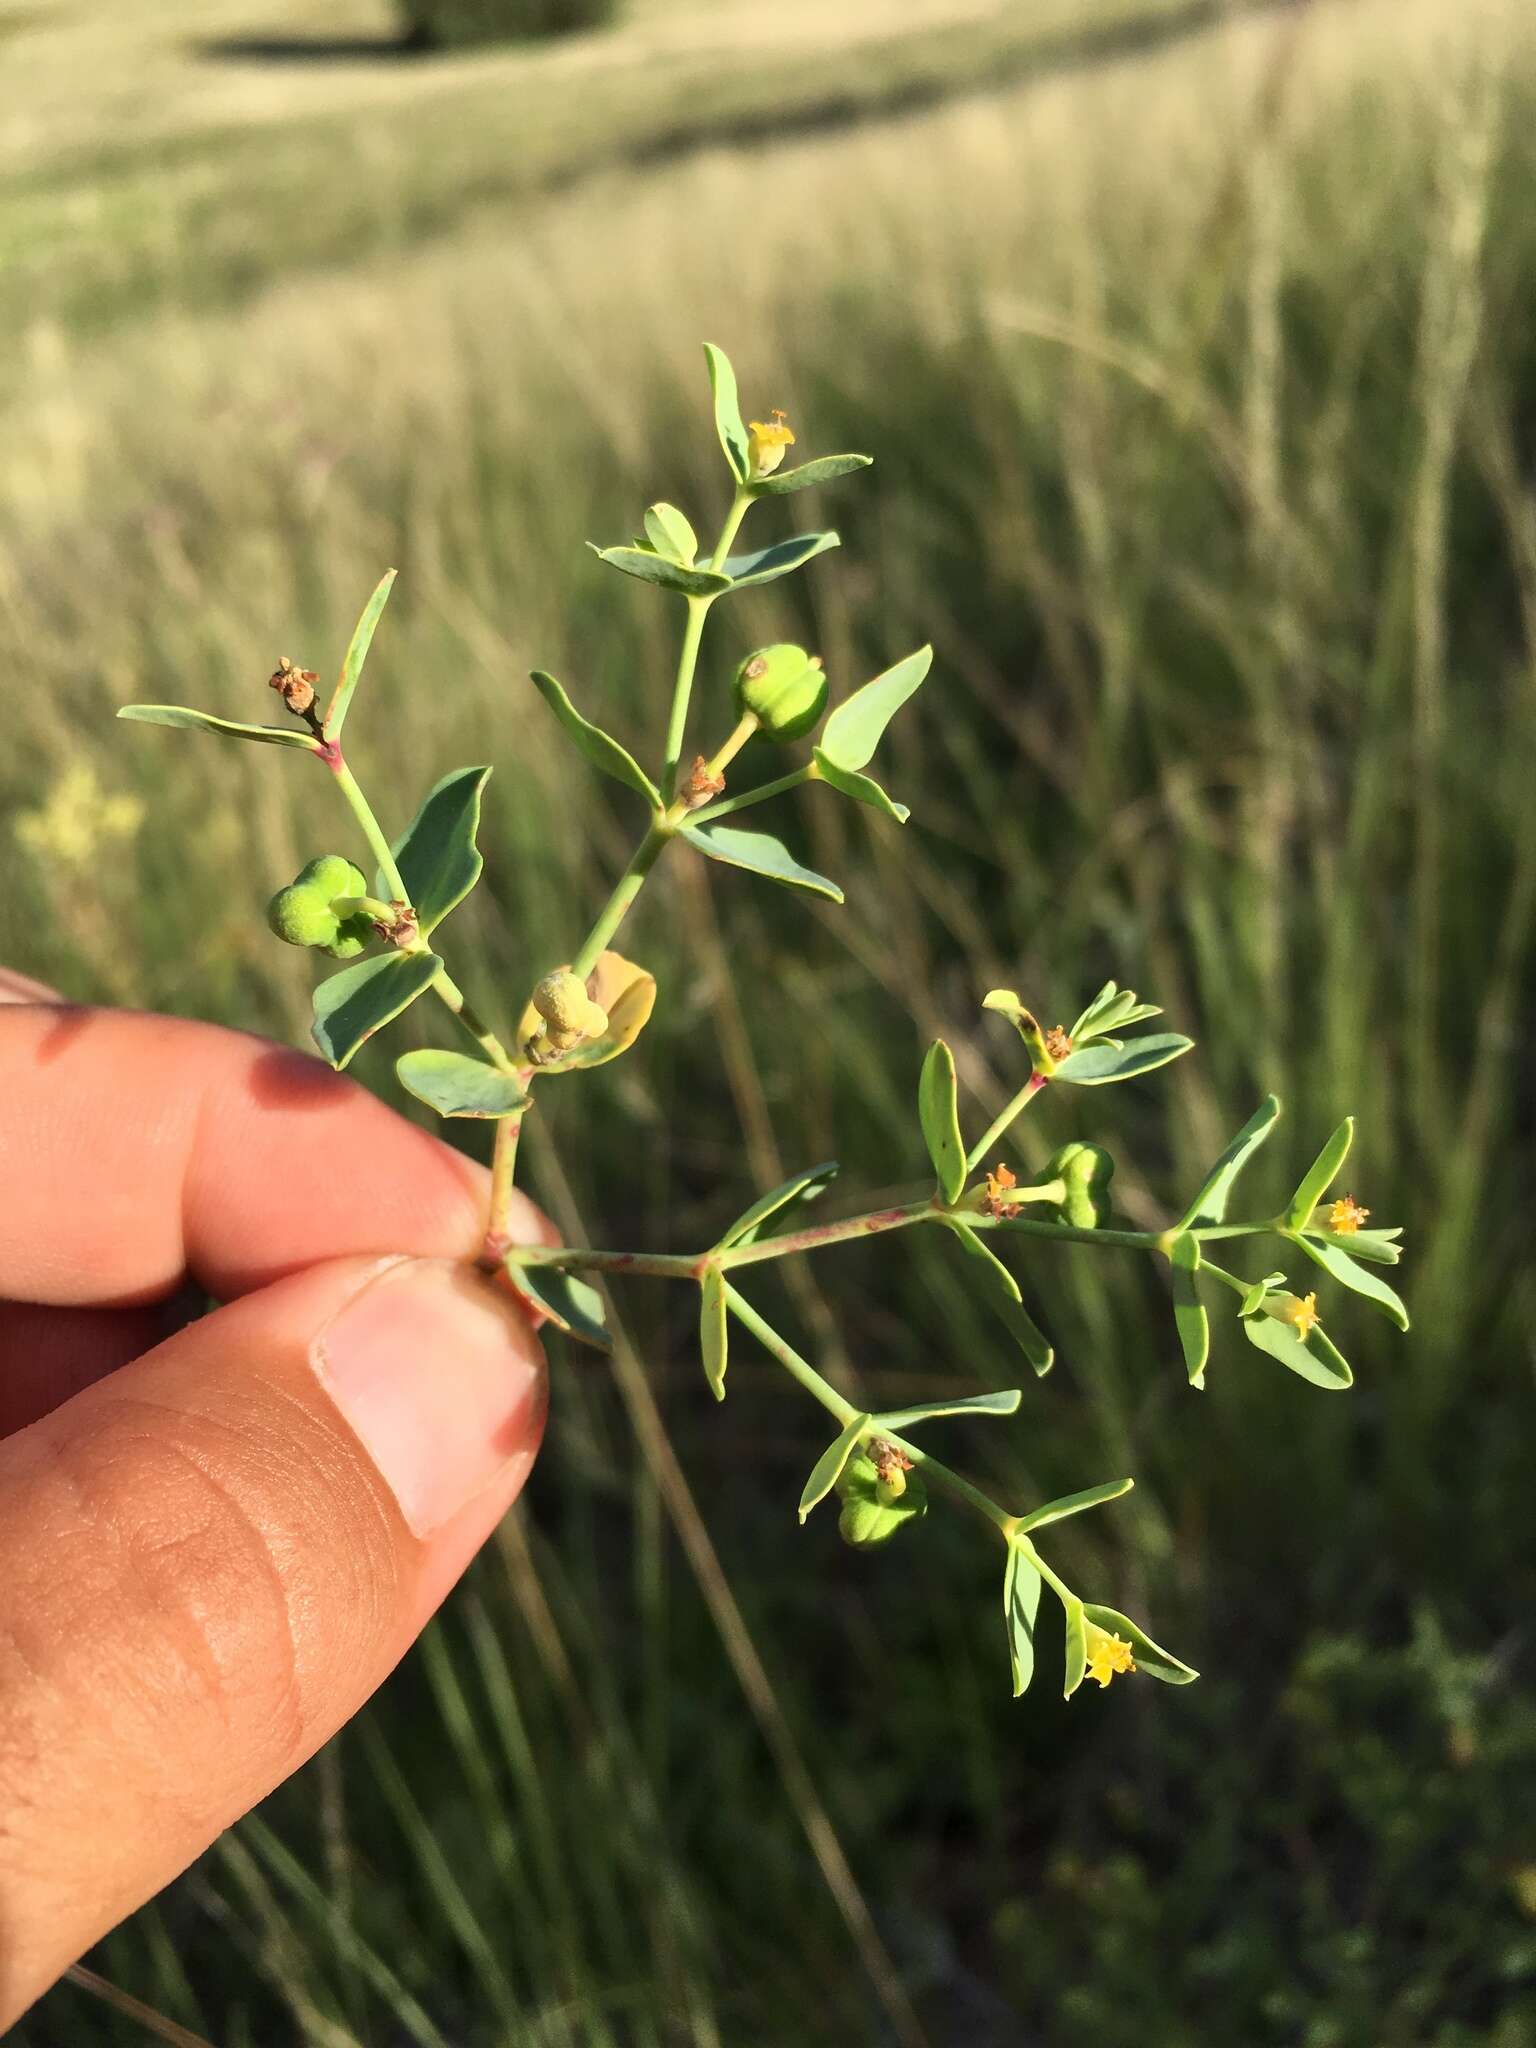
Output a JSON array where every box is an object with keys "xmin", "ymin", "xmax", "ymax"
[{"xmin": 0, "ymin": 1253, "xmax": 545, "ymax": 2025}]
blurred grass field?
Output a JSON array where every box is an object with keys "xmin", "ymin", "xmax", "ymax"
[{"xmin": 5, "ymin": 0, "xmax": 1536, "ymax": 2041}]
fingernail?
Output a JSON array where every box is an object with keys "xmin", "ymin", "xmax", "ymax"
[{"xmin": 313, "ymin": 1258, "xmax": 545, "ymax": 1538}]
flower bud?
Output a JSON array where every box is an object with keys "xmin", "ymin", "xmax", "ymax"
[
  {"xmin": 1047, "ymin": 1142, "xmax": 1115, "ymax": 1229},
  {"xmin": 732, "ymin": 644, "xmax": 828, "ymax": 743},
  {"xmin": 267, "ymin": 856, "xmax": 374, "ymax": 959},
  {"xmin": 532, "ymin": 971, "xmax": 608, "ymax": 1042}
]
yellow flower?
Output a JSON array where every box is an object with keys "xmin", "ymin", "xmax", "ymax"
[
  {"xmin": 984, "ymin": 1161, "xmax": 1021, "ymax": 1218},
  {"xmin": 15, "ymin": 763, "xmax": 144, "ymax": 873},
  {"xmin": 1085, "ymin": 1624, "xmax": 1135, "ymax": 1689},
  {"xmin": 747, "ymin": 410, "xmax": 796, "ymax": 478},
  {"xmin": 1280, "ymin": 1291, "xmax": 1321, "ymax": 1339},
  {"xmin": 1325, "ymin": 1194, "xmax": 1370, "ymax": 1233}
]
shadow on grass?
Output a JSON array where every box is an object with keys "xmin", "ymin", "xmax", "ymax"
[{"xmin": 192, "ymin": 32, "xmax": 421, "ymax": 63}]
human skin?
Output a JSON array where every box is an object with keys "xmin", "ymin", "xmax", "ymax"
[{"xmin": 0, "ymin": 973, "xmax": 554, "ymax": 2026}]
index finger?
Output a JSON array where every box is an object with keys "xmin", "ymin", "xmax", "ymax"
[{"xmin": 0, "ymin": 1007, "xmax": 550, "ymax": 1306}]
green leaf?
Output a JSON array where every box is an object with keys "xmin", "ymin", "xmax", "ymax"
[
  {"xmin": 704, "ymin": 342, "xmax": 751, "ymax": 484},
  {"xmin": 818, "ymin": 647, "xmax": 933, "ymax": 772},
  {"xmin": 1284, "ymin": 1118, "xmax": 1354, "ymax": 1230},
  {"xmin": 722, "ymin": 531, "xmax": 840, "ymax": 589},
  {"xmin": 1004, "ymin": 1544, "xmax": 1044, "ymax": 1698},
  {"xmin": 878, "ymin": 1390, "xmax": 1023, "ymax": 1430},
  {"xmin": 1307, "ymin": 1226, "xmax": 1402, "ymax": 1267},
  {"xmin": 946, "ymin": 1221, "xmax": 1054, "ymax": 1376},
  {"xmin": 680, "ymin": 822, "xmax": 843, "ymax": 902},
  {"xmin": 1291, "ymin": 1233, "xmax": 1410, "ymax": 1330},
  {"xmin": 699, "ymin": 1265, "xmax": 728, "ymax": 1401},
  {"xmin": 311, "ymin": 950, "xmax": 440, "ymax": 1069},
  {"xmin": 395, "ymin": 1049, "xmax": 528, "ymax": 1119},
  {"xmin": 1062, "ymin": 1595, "xmax": 1088, "ymax": 1699},
  {"xmin": 811, "ymin": 750, "xmax": 910, "ymax": 824},
  {"xmin": 1242, "ymin": 1312, "xmax": 1353, "ymax": 1390},
  {"xmin": 504, "ymin": 1263, "xmax": 611, "ymax": 1353},
  {"xmin": 798, "ymin": 1414, "xmax": 871, "ymax": 1522},
  {"xmin": 117, "ymin": 704, "xmax": 319, "ymax": 750},
  {"xmin": 531, "ymin": 673, "xmax": 660, "ymax": 805},
  {"xmin": 326, "ymin": 569, "xmax": 396, "ymax": 740},
  {"xmin": 1017, "ymin": 1478, "xmax": 1134, "ymax": 1533},
  {"xmin": 1052, "ymin": 1035, "xmax": 1194, "ymax": 1085},
  {"xmin": 643, "ymin": 503, "xmax": 697, "ymax": 564},
  {"xmin": 749, "ymin": 453, "xmax": 873, "ymax": 497},
  {"xmin": 718, "ymin": 1161, "xmax": 839, "ymax": 1249},
  {"xmin": 590, "ymin": 545, "xmax": 731, "ymax": 598},
  {"xmin": 1081, "ymin": 1604, "xmax": 1199, "ymax": 1685},
  {"xmin": 1069, "ymin": 982, "xmax": 1163, "ymax": 1044},
  {"xmin": 388, "ymin": 766, "xmax": 490, "ymax": 934},
  {"xmin": 1175, "ymin": 1095, "xmax": 1282, "ymax": 1230},
  {"xmin": 1239, "ymin": 1272, "xmax": 1287, "ymax": 1316},
  {"xmin": 1168, "ymin": 1233, "xmax": 1210, "ymax": 1389},
  {"xmin": 917, "ymin": 1039, "xmax": 966, "ymax": 1204}
]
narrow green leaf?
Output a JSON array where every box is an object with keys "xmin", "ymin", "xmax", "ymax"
[
  {"xmin": 1168, "ymin": 1233, "xmax": 1210, "ymax": 1389},
  {"xmin": 1242, "ymin": 1312, "xmax": 1353, "ymax": 1390},
  {"xmin": 643, "ymin": 502, "xmax": 698, "ymax": 565},
  {"xmin": 1239, "ymin": 1272, "xmax": 1288, "ymax": 1316},
  {"xmin": 531, "ymin": 673, "xmax": 660, "ymax": 805},
  {"xmin": 704, "ymin": 341, "xmax": 751, "ymax": 484},
  {"xmin": 591, "ymin": 545, "xmax": 731, "ymax": 598},
  {"xmin": 387, "ymin": 766, "xmax": 490, "ymax": 933},
  {"xmin": 1284, "ymin": 1117, "xmax": 1355, "ymax": 1230},
  {"xmin": 1052, "ymin": 1034, "xmax": 1194, "ymax": 1085},
  {"xmin": 1017, "ymin": 1477, "xmax": 1134, "ymax": 1533},
  {"xmin": 1306, "ymin": 1226, "xmax": 1402, "ymax": 1266},
  {"xmin": 681, "ymin": 822, "xmax": 843, "ymax": 902},
  {"xmin": 326, "ymin": 569, "xmax": 396, "ymax": 739},
  {"xmin": 699, "ymin": 1266, "xmax": 728, "ymax": 1401},
  {"xmin": 1291, "ymin": 1233, "xmax": 1410, "ymax": 1330},
  {"xmin": 877, "ymin": 1390, "xmax": 1023, "ymax": 1430},
  {"xmin": 749, "ymin": 453, "xmax": 873, "ymax": 497},
  {"xmin": 1004, "ymin": 1545, "xmax": 1044, "ymax": 1698},
  {"xmin": 117, "ymin": 704, "xmax": 319, "ymax": 750},
  {"xmin": 718, "ymin": 1161, "xmax": 839, "ymax": 1249},
  {"xmin": 918, "ymin": 1039, "xmax": 966, "ymax": 1204},
  {"xmin": 819, "ymin": 647, "xmax": 933, "ymax": 772},
  {"xmin": 1082, "ymin": 1604, "xmax": 1199, "ymax": 1685},
  {"xmin": 395, "ymin": 1049, "xmax": 528, "ymax": 1119},
  {"xmin": 811, "ymin": 750, "xmax": 910, "ymax": 824},
  {"xmin": 798, "ymin": 1414, "xmax": 871, "ymax": 1522},
  {"xmin": 722, "ymin": 531, "xmax": 840, "ymax": 589},
  {"xmin": 311, "ymin": 950, "xmax": 440, "ymax": 1069},
  {"xmin": 504, "ymin": 1263, "xmax": 611, "ymax": 1352},
  {"xmin": 946, "ymin": 1221, "xmax": 1055, "ymax": 1376},
  {"xmin": 1070, "ymin": 981, "xmax": 1120, "ymax": 1037},
  {"xmin": 1062, "ymin": 1595, "xmax": 1088, "ymax": 1699},
  {"xmin": 1176, "ymin": 1095, "xmax": 1282, "ymax": 1230}
]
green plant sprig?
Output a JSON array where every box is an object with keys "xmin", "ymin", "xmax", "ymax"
[{"xmin": 117, "ymin": 343, "xmax": 1408, "ymax": 1702}]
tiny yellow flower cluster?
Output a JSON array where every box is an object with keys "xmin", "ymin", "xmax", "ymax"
[
  {"xmin": 1085, "ymin": 1624, "xmax": 1136, "ymax": 1689},
  {"xmin": 1326, "ymin": 1194, "xmax": 1370, "ymax": 1233},
  {"xmin": 984, "ymin": 1161, "xmax": 1022, "ymax": 1218},
  {"xmin": 1282, "ymin": 1291, "xmax": 1321, "ymax": 1339},
  {"xmin": 747, "ymin": 410, "xmax": 796, "ymax": 478},
  {"xmin": 15, "ymin": 763, "xmax": 145, "ymax": 873}
]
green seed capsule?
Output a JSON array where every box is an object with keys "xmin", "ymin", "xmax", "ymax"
[
  {"xmin": 267, "ymin": 856, "xmax": 373, "ymax": 959},
  {"xmin": 834, "ymin": 1454, "xmax": 927, "ymax": 1548},
  {"xmin": 732, "ymin": 644, "xmax": 828, "ymax": 743},
  {"xmin": 1047, "ymin": 1141, "xmax": 1116, "ymax": 1230}
]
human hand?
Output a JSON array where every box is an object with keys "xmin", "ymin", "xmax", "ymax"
[{"xmin": 0, "ymin": 975, "xmax": 553, "ymax": 2025}]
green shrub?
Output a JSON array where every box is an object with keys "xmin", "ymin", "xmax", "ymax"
[{"xmin": 399, "ymin": 0, "xmax": 615, "ymax": 48}]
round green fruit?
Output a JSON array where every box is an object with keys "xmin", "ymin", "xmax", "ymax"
[
  {"xmin": 1047, "ymin": 1141, "xmax": 1116, "ymax": 1229},
  {"xmin": 732, "ymin": 644, "xmax": 828, "ymax": 743},
  {"xmin": 267, "ymin": 856, "xmax": 373, "ymax": 959}
]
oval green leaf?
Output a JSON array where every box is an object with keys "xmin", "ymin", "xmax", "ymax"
[
  {"xmin": 918, "ymin": 1039, "xmax": 966, "ymax": 1204},
  {"xmin": 749, "ymin": 453, "xmax": 873, "ymax": 498},
  {"xmin": 946, "ymin": 1220, "xmax": 1054, "ymax": 1376},
  {"xmin": 811, "ymin": 750, "xmax": 910, "ymax": 824},
  {"xmin": 1305, "ymin": 1225, "xmax": 1402, "ymax": 1267},
  {"xmin": 312, "ymin": 950, "xmax": 440, "ymax": 1069},
  {"xmin": 591, "ymin": 545, "xmax": 732, "ymax": 599},
  {"xmin": 721, "ymin": 531, "xmax": 840, "ymax": 589},
  {"xmin": 387, "ymin": 766, "xmax": 490, "ymax": 934},
  {"xmin": 504, "ymin": 1262, "xmax": 611, "ymax": 1353},
  {"xmin": 1175, "ymin": 1095, "xmax": 1282, "ymax": 1230},
  {"xmin": 1052, "ymin": 1034, "xmax": 1194, "ymax": 1086},
  {"xmin": 396, "ymin": 1049, "xmax": 528, "ymax": 1119},
  {"xmin": 704, "ymin": 341, "xmax": 751, "ymax": 484},
  {"xmin": 719, "ymin": 1161, "xmax": 839, "ymax": 1249},
  {"xmin": 643, "ymin": 502, "xmax": 698, "ymax": 565},
  {"xmin": 798, "ymin": 1413, "xmax": 871, "ymax": 1522},
  {"xmin": 877, "ymin": 1389, "xmax": 1023, "ymax": 1430},
  {"xmin": 325, "ymin": 568, "xmax": 396, "ymax": 740},
  {"xmin": 117, "ymin": 704, "xmax": 320, "ymax": 751},
  {"xmin": 819, "ymin": 647, "xmax": 933, "ymax": 773},
  {"xmin": 1017, "ymin": 1477, "xmax": 1134, "ymax": 1534},
  {"xmin": 1241, "ymin": 1311, "xmax": 1353, "ymax": 1390},
  {"xmin": 699, "ymin": 1265, "xmax": 728, "ymax": 1401},
  {"xmin": 1291, "ymin": 1232, "xmax": 1410, "ymax": 1330},
  {"xmin": 1004, "ymin": 1544, "xmax": 1044, "ymax": 1698},
  {"xmin": 531, "ymin": 672, "xmax": 660, "ymax": 805},
  {"xmin": 1168, "ymin": 1232, "xmax": 1210, "ymax": 1389},
  {"xmin": 680, "ymin": 822, "xmax": 843, "ymax": 902},
  {"xmin": 1062, "ymin": 1595, "xmax": 1088, "ymax": 1700},
  {"xmin": 1284, "ymin": 1117, "xmax": 1355, "ymax": 1230},
  {"xmin": 1081, "ymin": 1603, "xmax": 1199, "ymax": 1685}
]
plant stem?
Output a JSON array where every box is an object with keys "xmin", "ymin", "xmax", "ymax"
[
  {"xmin": 658, "ymin": 489, "xmax": 751, "ymax": 802},
  {"xmin": 331, "ymin": 758, "xmax": 410, "ymax": 903},
  {"xmin": 568, "ymin": 819, "xmax": 671, "ymax": 981},
  {"xmin": 484, "ymin": 1103, "xmax": 532, "ymax": 1258},
  {"xmin": 965, "ymin": 1068, "xmax": 1048, "ymax": 1173},
  {"xmin": 877, "ymin": 1430, "xmax": 1016, "ymax": 1535},
  {"xmin": 504, "ymin": 1244, "xmax": 699, "ymax": 1281},
  {"xmin": 431, "ymin": 960, "xmax": 519, "ymax": 1072},
  {"xmin": 720, "ymin": 1284, "xmax": 862, "ymax": 1427},
  {"xmin": 688, "ymin": 764, "xmax": 812, "ymax": 826}
]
